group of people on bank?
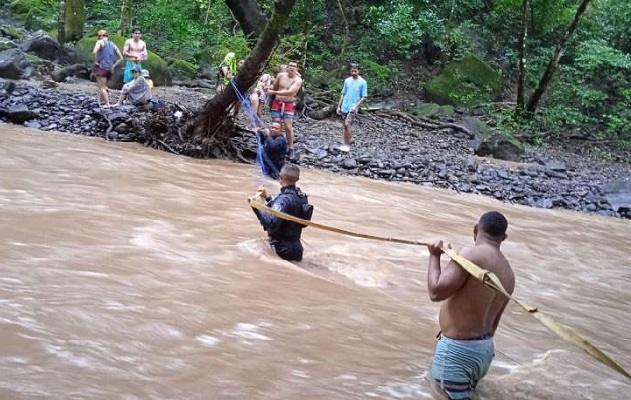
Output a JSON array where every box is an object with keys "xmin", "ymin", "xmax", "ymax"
[{"xmin": 92, "ymin": 28, "xmax": 158, "ymax": 109}]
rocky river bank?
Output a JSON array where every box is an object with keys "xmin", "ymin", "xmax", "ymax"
[{"xmin": 1, "ymin": 78, "xmax": 629, "ymax": 219}]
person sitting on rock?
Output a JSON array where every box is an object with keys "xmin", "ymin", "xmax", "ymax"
[{"xmin": 112, "ymin": 65, "xmax": 152, "ymax": 108}]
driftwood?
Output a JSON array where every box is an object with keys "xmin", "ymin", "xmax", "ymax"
[
  {"xmin": 373, "ymin": 109, "xmax": 472, "ymax": 137},
  {"xmin": 307, "ymin": 104, "xmax": 336, "ymax": 120}
]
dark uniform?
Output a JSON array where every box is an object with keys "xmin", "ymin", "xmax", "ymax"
[
  {"xmin": 258, "ymin": 131, "xmax": 286, "ymax": 179},
  {"xmin": 252, "ymin": 184, "xmax": 313, "ymax": 261}
]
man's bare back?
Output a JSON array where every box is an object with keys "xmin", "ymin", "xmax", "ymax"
[
  {"xmin": 439, "ymin": 243, "xmax": 514, "ymax": 339},
  {"xmin": 427, "ymin": 211, "xmax": 515, "ymax": 340}
]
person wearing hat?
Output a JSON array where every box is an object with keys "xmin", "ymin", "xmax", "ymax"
[
  {"xmin": 141, "ymin": 69, "xmax": 154, "ymax": 95},
  {"xmin": 336, "ymin": 62, "xmax": 368, "ymax": 152},
  {"xmin": 112, "ymin": 65, "xmax": 152, "ymax": 108},
  {"xmin": 92, "ymin": 29, "xmax": 123, "ymax": 107}
]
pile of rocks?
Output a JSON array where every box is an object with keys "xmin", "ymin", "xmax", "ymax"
[{"xmin": 1, "ymin": 80, "xmax": 629, "ymax": 219}]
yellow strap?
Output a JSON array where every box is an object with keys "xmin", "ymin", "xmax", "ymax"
[
  {"xmin": 444, "ymin": 249, "xmax": 630, "ymax": 379},
  {"xmin": 248, "ymin": 200, "xmax": 630, "ymax": 380}
]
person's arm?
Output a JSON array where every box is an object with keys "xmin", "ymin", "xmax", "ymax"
[
  {"xmin": 92, "ymin": 40, "xmax": 103, "ymax": 64},
  {"xmin": 336, "ymin": 81, "xmax": 347, "ymax": 113},
  {"xmin": 252, "ymin": 196, "xmax": 285, "ymax": 233},
  {"xmin": 268, "ymin": 77, "xmax": 302, "ymax": 97},
  {"xmin": 123, "ymin": 39, "xmax": 132, "ymax": 58},
  {"xmin": 139, "ymin": 42, "xmax": 148, "ymax": 61},
  {"xmin": 427, "ymin": 241, "xmax": 469, "ymax": 302},
  {"xmin": 114, "ymin": 46, "xmax": 124, "ymax": 66}
]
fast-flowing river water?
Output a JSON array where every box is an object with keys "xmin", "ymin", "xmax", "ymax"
[{"xmin": 0, "ymin": 124, "xmax": 629, "ymax": 399}]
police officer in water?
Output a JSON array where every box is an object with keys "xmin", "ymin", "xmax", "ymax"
[{"xmin": 250, "ymin": 164, "xmax": 313, "ymax": 261}]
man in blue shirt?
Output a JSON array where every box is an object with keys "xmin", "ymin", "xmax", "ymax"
[{"xmin": 336, "ymin": 62, "xmax": 368, "ymax": 152}]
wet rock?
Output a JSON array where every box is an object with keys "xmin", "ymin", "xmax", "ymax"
[
  {"xmin": 341, "ymin": 158, "xmax": 358, "ymax": 169},
  {"xmin": 0, "ymin": 48, "xmax": 30, "ymax": 79},
  {"xmin": 6, "ymin": 103, "xmax": 39, "ymax": 123}
]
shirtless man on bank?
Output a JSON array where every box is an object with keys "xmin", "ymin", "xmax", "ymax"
[
  {"xmin": 265, "ymin": 61, "xmax": 303, "ymax": 161},
  {"xmin": 426, "ymin": 211, "xmax": 515, "ymax": 400},
  {"xmin": 122, "ymin": 28, "xmax": 147, "ymax": 83}
]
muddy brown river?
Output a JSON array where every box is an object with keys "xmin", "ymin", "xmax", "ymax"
[{"xmin": 0, "ymin": 124, "xmax": 629, "ymax": 399}]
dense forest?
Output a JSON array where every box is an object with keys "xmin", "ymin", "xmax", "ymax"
[{"xmin": 3, "ymin": 0, "xmax": 630, "ymax": 147}]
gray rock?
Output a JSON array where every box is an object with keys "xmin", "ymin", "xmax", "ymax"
[
  {"xmin": 7, "ymin": 103, "xmax": 40, "ymax": 123},
  {"xmin": 0, "ymin": 48, "xmax": 30, "ymax": 80},
  {"xmin": 341, "ymin": 158, "xmax": 358, "ymax": 169}
]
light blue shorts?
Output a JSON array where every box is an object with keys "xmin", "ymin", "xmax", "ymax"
[{"xmin": 431, "ymin": 334, "xmax": 495, "ymax": 400}]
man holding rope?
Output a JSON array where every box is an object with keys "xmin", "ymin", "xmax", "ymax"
[
  {"xmin": 427, "ymin": 211, "xmax": 515, "ymax": 400},
  {"xmin": 250, "ymin": 164, "xmax": 313, "ymax": 261}
]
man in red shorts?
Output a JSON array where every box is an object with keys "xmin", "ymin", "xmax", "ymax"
[
  {"xmin": 92, "ymin": 29, "xmax": 123, "ymax": 107},
  {"xmin": 266, "ymin": 61, "xmax": 303, "ymax": 162}
]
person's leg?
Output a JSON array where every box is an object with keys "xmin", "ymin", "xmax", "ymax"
[
  {"xmin": 112, "ymin": 91, "xmax": 128, "ymax": 107},
  {"xmin": 343, "ymin": 114, "xmax": 353, "ymax": 146},
  {"xmin": 250, "ymin": 92, "xmax": 260, "ymax": 117},
  {"xmin": 284, "ymin": 118, "xmax": 294, "ymax": 149},
  {"xmin": 96, "ymin": 76, "xmax": 109, "ymax": 106}
]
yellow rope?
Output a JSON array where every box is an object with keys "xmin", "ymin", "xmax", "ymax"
[{"xmin": 248, "ymin": 199, "xmax": 631, "ymax": 380}]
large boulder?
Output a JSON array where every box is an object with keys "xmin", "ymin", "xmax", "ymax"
[
  {"xmin": 169, "ymin": 59, "xmax": 197, "ymax": 80},
  {"xmin": 75, "ymin": 34, "xmax": 172, "ymax": 88},
  {"xmin": 463, "ymin": 117, "xmax": 524, "ymax": 161},
  {"xmin": 0, "ymin": 48, "xmax": 32, "ymax": 79},
  {"xmin": 20, "ymin": 30, "xmax": 61, "ymax": 61},
  {"xmin": 424, "ymin": 55, "xmax": 502, "ymax": 106}
]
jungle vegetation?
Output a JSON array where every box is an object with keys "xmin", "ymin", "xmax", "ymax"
[{"xmin": 4, "ymin": 0, "xmax": 630, "ymax": 146}]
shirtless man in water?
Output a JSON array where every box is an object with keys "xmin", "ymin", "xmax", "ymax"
[
  {"xmin": 426, "ymin": 211, "xmax": 515, "ymax": 400},
  {"xmin": 266, "ymin": 61, "xmax": 303, "ymax": 161}
]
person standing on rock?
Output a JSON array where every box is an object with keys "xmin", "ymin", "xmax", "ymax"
[
  {"xmin": 92, "ymin": 29, "xmax": 123, "ymax": 108},
  {"xmin": 336, "ymin": 62, "xmax": 367, "ymax": 153},
  {"xmin": 123, "ymin": 28, "xmax": 148, "ymax": 84},
  {"xmin": 266, "ymin": 61, "xmax": 303, "ymax": 162},
  {"xmin": 426, "ymin": 211, "xmax": 515, "ymax": 400}
]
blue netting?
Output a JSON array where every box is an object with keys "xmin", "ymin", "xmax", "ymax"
[{"xmin": 229, "ymin": 79, "xmax": 278, "ymax": 178}]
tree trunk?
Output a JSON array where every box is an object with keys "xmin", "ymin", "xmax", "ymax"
[
  {"xmin": 64, "ymin": 0, "xmax": 86, "ymax": 42},
  {"xmin": 335, "ymin": 0, "xmax": 349, "ymax": 66},
  {"xmin": 225, "ymin": 0, "xmax": 267, "ymax": 45},
  {"xmin": 57, "ymin": 0, "xmax": 66, "ymax": 44},
  {"xmin": 118, "ymin": 0, "xmax": 133, "ymax": 37},
  {"xmin": 516, "ymin": 0, "xmax": 529, "ymax": 112},
  {"xmin": 194, "ymin": 0, "xmax": 298, "ymax": 143},
  {"xmin": 525, "ymin": 0, "xmax": 592, "ymax": 114}
]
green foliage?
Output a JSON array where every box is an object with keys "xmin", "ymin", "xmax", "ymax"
[
  {"xmin": 444, "ymin": 22, "xmax": 476, "ymax": 61},
  {"xmin": 367, "ymin": 1, "xmax": 444, "ymax": 58}
]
